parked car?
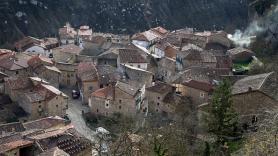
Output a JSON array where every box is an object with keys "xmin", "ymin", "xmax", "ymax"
[
  {"xmin": 72, "ymin": 90, "xmax": 80, "ymax": 99},
  {"xmin": 49, "ymin": 53, "xmax": 53, "ymax": 58}
]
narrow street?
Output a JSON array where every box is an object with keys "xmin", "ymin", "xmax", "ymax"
[{"xmin": 64, "ymin": 90, "xmax": 96, "ymax": 142}]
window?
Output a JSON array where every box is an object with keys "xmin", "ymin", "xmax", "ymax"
[
  {"xmin": 119, "ymin": 99, "xmax": 122, "ymax": 103},
  {"xmin": 15, "ymin": 71, "xmax": 19, "ymax": 75},
  {"xmin": 56, "ymin": 105, "xmax": 58, "ymax": 108},
  {"xmin": 100, "ymin": 84, "xmax": 104, "ymax": 88},
  {"xmin": 39, "ymin": 101, "xmax": 41, "ymax": 104},
  {"xmin": 105, "ymin": 100, "xmax": 109, "ymax": 108},
  {"xmin": 97, "ymin": 109, "xmax": 99, "ymax": 112},
  {"xmin": 157, "ymin": 97, "xmax": 160, "ymax": 100},
  {"xmin": 119, "ymin": 105, "xmax": 122, "ymax": 109},
  {"xmin": 38, "ymin": 105, "xmax": 41, "ymax": 108},
  {"xmin": 156, "ymin": 109, "xmax": 158, "ymax": 112},
  {"xmin": 157, "ymin": 103, "xmax": 160, "ymax": 106},
  {"xmin": 137, "ymin": 64, "xmax": 141, "ymax": 68},
  {"xmin": 89, "ymin": 86, "xmax": 93, "ymax": 91},
  {"xmin": 200, "ymin": 92, "xmax": 205, "ymax": 98}
]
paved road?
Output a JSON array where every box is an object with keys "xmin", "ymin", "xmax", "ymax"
[{"xmin": 66, "ymin": 95, "xmax": 96, "ymax": 142}]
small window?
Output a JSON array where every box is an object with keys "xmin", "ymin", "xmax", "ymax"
[
  {"xmin": 156, "ymin": 109, "xmax": 159, "ymax": 112},
  {"xmin": 157, "ymin": 97, "xmax": 160, "ymax": 100},
  {"xmin": 200, "ymin": 92, "xmax": 205, "ymax": 98},
  {"xmin": 56, "ymin": 105, "xmax": 58, "ymax": 108},
  {"xmin": 119, "ymin": 100, "xmax": 122, "ymax": 103},
  {"xmin": 39, "ymin": 101, "xmax": 41, "ymax": 104},
  {"xmin": 56, "ymin": 97, "xmax": 58, "ymax": 100},
  {"xmin": 15, "ymin": 71, "xmax": 19, "ymax": 75},
  {"xmin": 105, "ymin": 100, "xmax": 109, "ymax": 108},
  {"xmin": 38, "ymin": 105, "xmax": 41, "ymax": 108},
  {"xmin": 157, "ymin": 103, "xmax": 160, "ymax": 106},
  {"xmin": 100, "ymin": 84, "xmax": 104, "ymax": 88},
  {"xmin": 119, "ymin": 105, "xmax": 122, "ymax": 109},
  {"xmin": 97, "ymin": 109, "xmax": 99, "ymax": 112},
  {"xmin": 137, "ymin": 64, "xmax": 141, "ymax": 68},
  {"xmin": 89, "ymin": 86, "xmax": 93, "ymax": 91}
]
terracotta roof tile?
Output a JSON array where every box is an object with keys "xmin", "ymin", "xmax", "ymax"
[
  {"xmin": 119, "ymin": 49, "xmax": 147, "ymax": 63},
  {"xmin": 53, "ymin": 44, "xmax": 82, "ymax": 55},
  {"xmin": 147, "ymin": 81, "xmax": 175, "ymax": 94},
  {"xmin": 77, "ymin": 62, "xmax": 98, "ymax": 81},
  {"xmin": 182, "ymin": 79, "xmax": 213, "ymax": 92}
]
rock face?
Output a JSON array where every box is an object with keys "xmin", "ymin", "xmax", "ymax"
[{"xmin": 0, "ymin": 0, "xmax": 249, "ymax": 47}]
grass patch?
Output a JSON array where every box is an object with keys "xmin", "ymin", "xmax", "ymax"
[
  {"xmin": 233, "ymin": 62, "xmax": 251, "ymax": 71},
  {"xmin": 227, "ymin": 138, "xmax": 245, "ymax": 153}
]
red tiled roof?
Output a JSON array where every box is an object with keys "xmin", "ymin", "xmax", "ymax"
[
  {"xmin": 28, "ymin": 55, "xmax": 53, "ymax": 69},
  {"xmin": 150, "ymin": 26, "xmax": 169, "ymax": 36},
  {"xmin": 119, "ymin": 49, "xmax": 147, "ymax": 63},
  {"xmin": 0, "ymin": 139, "xmax": 33, "ymax": 153},
  {"xmin": 182, "ymin": 80, "xmax": 213, "ymax": 92},
  {"xmin": 53, "ymin": 44, "xmax": 82, "ymax": 54},
  {"xmin": 147, "ymin": 81, "xmax": 175, "ymax": 94},
  {"xmin": 5, "ymin": 76, "xmax": 32, "ymax": 90},
  {"xmin": 77, "ymin": 62, "xmax": 98, "ymax": 81},
  {"xmin": 14, "ymin": 36, "xmax": 42, "ymax": 51},
  {"xmin": 23, "ymin": 116, "xmax": 66, "ymax": 130},
  {"xmin": 91, "ymin": 87, "xmax": 111, "ymax": 99}
]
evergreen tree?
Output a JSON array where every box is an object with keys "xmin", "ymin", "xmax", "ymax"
[{"xmin": 208, "ymin": 79, "xmax": 239, "ymax": 144}]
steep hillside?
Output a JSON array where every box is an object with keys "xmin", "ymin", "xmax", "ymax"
[{"xmin": 0, "ymin": 0, "xmax": 249, "ymax": 47}]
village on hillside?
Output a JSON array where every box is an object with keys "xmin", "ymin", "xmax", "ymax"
[{"xmin": 0, "ymin": 23, "xmax": 277, "ymax": 155}]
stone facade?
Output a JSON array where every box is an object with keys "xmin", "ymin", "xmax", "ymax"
[
  {"xmin": 89, "ymin": 83, "xmax": 143, "ymax": 117},
  {"xmin": 232, "ymin": 91, "xmax": 278, "ymax": 122},
  {"xmin": 55, "ymin": 63, "xmax": 78, "ymax": 88}
]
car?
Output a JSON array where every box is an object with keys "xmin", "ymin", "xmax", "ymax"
[
  {"xmin": 48, "ymin": 53, "xmax": 53, "ymax": 58},
  {"xmin": 72, "ymin": 90, "xmax": 80, "ymax": 99}
]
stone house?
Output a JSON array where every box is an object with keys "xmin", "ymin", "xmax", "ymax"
[
  {"xmin": 156, "ymin": 57, "xmax": 176, "ymax": 83},
  {"xmin": 89, "ymin": 81, "xmax": 144, "ymax": 117},
  {"xmin": 55, "ymin": 62, "xmax": 78, "ymax": 88},
  {"xmin": 42, "ymin": 37, "xmax": 60, "ymax": 57},
  {"xmin": 59, "ymin": 23, "xmax": 77, "ymax": 45},
  {"xmin": 232, "ymin": 72, "xmax": 278, "ymax": 123},
  {"xmin": 118, "ymin": 49, "xmax": 148, "ymax": 70},
  {"xmin": 77, "ymin": 62, "xmax": 99, "ymax": 104},
  {"xmin": 78, "ymin": 25, "xmax": 93, "ymax": 41},
  {"xmin": 121, "ymin": 64, "xmax": 154, "ymax": 87},
  {"xmin": 14, "ymin": 36, "xmax": 51, "ymax": 57},
  {"xmin": 131, "ymin": 27, "xmax": 168, "ymax": 48},
  {"xmin": 52, "ymin": 44, "xmax": 83, "ymax": 63},
  {"xmin": 149, "ymin": 40, "xmax": 178, "ymax": 59},
  {"xmin": 77, "ymin": 62, "xmax": 118, "ymax": 104},
  {"xmin": 173, "ymin": 66, "xmax": 232, "ymax": 84},
  {"xmin": 0, "ymin": 51, "xmax": 31, "ymax": 77},
  {"xmin": 4, "ymin": 77, "xmax": 68, "ymax": 120},
  {"xmin": 146, "ymin": 81, "xmax": 176, "ymax": 116},
  {"xmin": 28, "ymin": 55, "xmax": 61, "ymax": 88},
  {"xmin": 97, "ymin": 48, "xmax": 119, "ymax": 67},
  {"xmin": 175, "ymin": 79, "xmax": 214, "ymax": 105},
  {"xmin": 227, "ymin": 47, "xmax": 255, "ymax": 63}
]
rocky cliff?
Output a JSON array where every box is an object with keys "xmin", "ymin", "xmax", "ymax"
[{"xmin": 0, "ymin": 0, "xmax": 249, "ymax": 47}]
